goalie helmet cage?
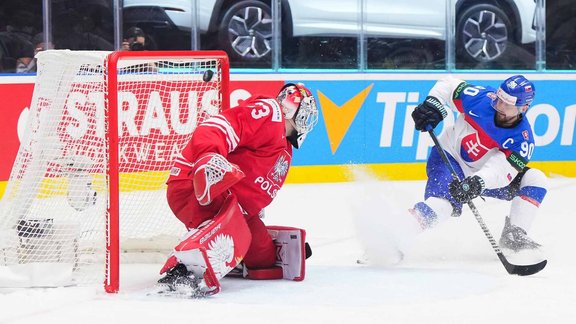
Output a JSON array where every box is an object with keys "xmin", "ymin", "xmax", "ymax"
[{"xmin": 0, "ymin": 50, "xmax": 230, "ymax": 293}]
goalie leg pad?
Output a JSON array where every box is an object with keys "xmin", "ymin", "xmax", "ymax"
[
  {"xmin": 245, "ymin": 266, "xmax": 284, "ymax": 280},
  {"xmin": 241, "ymin": 226, "xmax": 308, "ymax": 281},
  {"xmin": 160, "ymin": 194, "xmax": 252, "ymax": 293},
  {"xmin": 193, "ymin": 153, "xmax": 245, "ymax": 206},
  {"xmin": 267, "ymin": 226, "xmax": 307, "ymax": 281}
]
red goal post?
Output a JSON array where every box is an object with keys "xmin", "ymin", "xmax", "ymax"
[
  {"xmin": 0, "ymin": 50, "xmax": 230, "ymax": 293},
  {"xmin": 105, "ymin": 51, "xmax": 229, "ymax": 293}
]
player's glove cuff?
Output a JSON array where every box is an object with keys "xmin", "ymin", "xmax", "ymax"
[
  {"xmin": 424, "ymin": 96, "xmax": 448, "ymax": 119},
  {"xmin": 412, "ymin": 96, "xmax": 448, "ymax": 131}
]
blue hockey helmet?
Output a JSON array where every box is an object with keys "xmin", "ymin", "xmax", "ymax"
[{"xmin": 495, "ymin": 75, "xmax": 536, "ymax": 107}]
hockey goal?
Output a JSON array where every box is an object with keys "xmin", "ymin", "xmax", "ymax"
[{"xmin": 0, "ymin": 50, "xmax": 230, "ymax": 292}]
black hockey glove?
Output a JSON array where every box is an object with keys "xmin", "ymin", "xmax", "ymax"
[
  {"xmin": 411, "ymin": 96, "xmax": 448, "ymax": 131},
  {"xmin": 449, "ymin": 175, "xmax": 485, "ymax": 203}
]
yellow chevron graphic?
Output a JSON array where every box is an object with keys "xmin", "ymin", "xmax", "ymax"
[{"xmin": 317, "ymin": 84, "xmax": 373, "ymax": 154}]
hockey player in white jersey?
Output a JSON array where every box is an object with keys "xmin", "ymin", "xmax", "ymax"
[{"xmin": 410, "ymin": 75, "xmax": 548, "ymax": 253}]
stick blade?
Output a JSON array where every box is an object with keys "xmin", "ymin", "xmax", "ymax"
[
  {"xmin": 509, "ymin": 260, "xmax": 547, "ymax": 276},
  {"xmin": 499, "ymin": 253, "xmax": 547, "ymax": 276}
]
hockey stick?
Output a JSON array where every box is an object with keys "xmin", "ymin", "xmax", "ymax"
[{"xmin": 426, "ymin": 126, "xmax": 547, "ymax": 276}]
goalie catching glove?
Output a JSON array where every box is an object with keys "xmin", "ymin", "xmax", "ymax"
[{"xmin": 193, "ymin": 153, "xmax": 245, "ymax": 206}]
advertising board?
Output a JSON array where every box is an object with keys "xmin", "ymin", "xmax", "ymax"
[{"xmin": 0, "ymin": 73, "xmax": 573, "ymax": 194}]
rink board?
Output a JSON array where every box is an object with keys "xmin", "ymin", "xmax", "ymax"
[{"xmin": 0, "ymin": 73, "xmax": 574, "ymax": 192}]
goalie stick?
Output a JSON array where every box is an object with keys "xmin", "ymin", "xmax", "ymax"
[{"xmin": 427, "ymin": 126, "xmax": 547, "ymax": 276}]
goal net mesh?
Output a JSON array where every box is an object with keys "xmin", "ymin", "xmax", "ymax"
[{"xmin": 0, "ymin": 50, "xmax": 227, "ymax": 288}]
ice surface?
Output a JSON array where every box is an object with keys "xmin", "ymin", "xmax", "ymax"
[{"xmin": 1, "ymin": 177, "xmax": 575, "ymax": 323}]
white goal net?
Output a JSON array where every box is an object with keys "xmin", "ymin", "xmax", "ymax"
[{"xmin": 0, "ymin": 50, "xmax": 229, "ymax": 291}]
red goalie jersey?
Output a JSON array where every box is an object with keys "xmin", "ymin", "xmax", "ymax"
[
  {"xmin": 159, "ymin": 84, "xmax": 317, "ymax": 293},
  {"xmin": 167, "ymin": 96, "xmax": 293, "ymax": 225}
]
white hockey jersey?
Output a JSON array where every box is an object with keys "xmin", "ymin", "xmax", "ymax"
[{"xmin": 429, "ymin": 76, "xmax": 535, "ymax": 190}]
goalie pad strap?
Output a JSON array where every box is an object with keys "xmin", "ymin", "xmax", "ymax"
[{"xmin": 193, "ymin": 152, "xmax": 245, "ymax": 206}]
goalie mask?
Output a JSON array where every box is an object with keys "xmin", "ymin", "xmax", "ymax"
[{"xmin": 277, "ymin": 83, "xmax": 319, "ymax": 148}]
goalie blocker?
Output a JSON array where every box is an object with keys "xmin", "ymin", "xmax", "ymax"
[{"xmin": 159, "ymin": 194, "xmax": 310, "ymax": 295}]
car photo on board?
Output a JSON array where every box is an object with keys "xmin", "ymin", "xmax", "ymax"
[{"xmin": 123, "ymin": 0, "xmax": 537, "ymax": 67}]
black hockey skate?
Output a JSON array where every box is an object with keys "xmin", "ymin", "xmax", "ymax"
[
  {"xmin": 499, "ymin": 216, "xmax": 541, "ymax": 252},
  {"xmin": 225, "ymin": 262, "xmax": 246, "ymax": 278},
  {"xmin": 154, "ymin": 263, "xmax": 204, "ymax": 298}
]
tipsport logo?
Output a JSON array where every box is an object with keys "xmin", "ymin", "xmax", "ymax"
[{"xmin": 315, "ymin": 82, "xmax": 576, "ymax": 162}]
